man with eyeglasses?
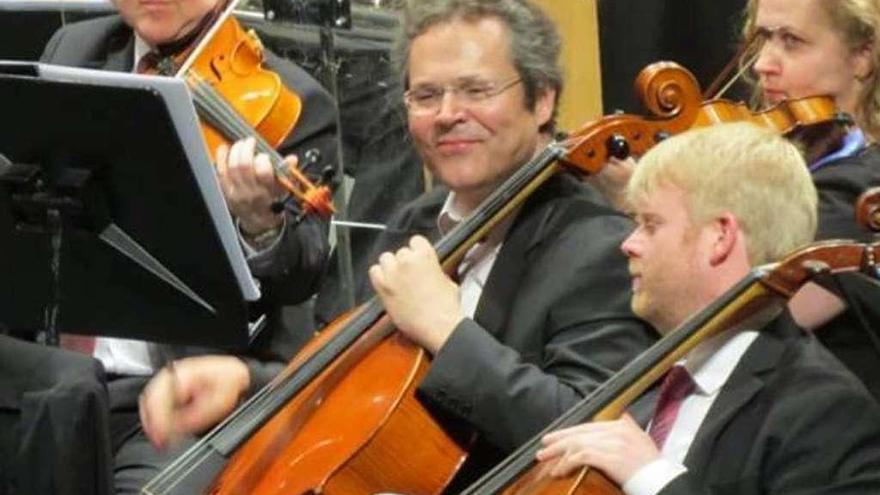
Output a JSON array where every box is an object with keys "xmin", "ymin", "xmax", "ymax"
[{"xmin": 139, "ymin": 0, "xmax": 653, "ymax": 489}]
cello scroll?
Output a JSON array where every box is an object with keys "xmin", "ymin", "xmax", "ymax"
[
  {"xmin": 856, "ymin": 187, "xmax": 880, "ymax": 233},
  {"xmin": 559, "ymin": 61, "xmax": 851, "ymax": 177}
]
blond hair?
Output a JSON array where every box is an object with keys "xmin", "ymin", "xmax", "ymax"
[
  {"xmin": 742, "ymin": 0, "xmax": 880, "ymax": 140},
  {"xmin": 627, "ymin": 123, "xmax": 818, "ymax": 265}
]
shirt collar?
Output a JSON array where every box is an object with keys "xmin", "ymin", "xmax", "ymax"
[
  {"xmin": 809, "ymin": 127, "xmax": 866, "ymax": 173},
  {"xmin": 682, "ymin": 329, "xmax": 759, "ymax": 396},
  {"xmin": 436, "ymin": 191, "xmax": 519, "ymax": 246},
  {"xmin": 133, "ymin": 34, "xmax": 151, "ymax": 72},
  {"xmin": 437, "ymin": 191, "xmax": 467, "ymax": 235}
]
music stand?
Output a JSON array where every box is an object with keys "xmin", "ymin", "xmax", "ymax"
[{"xmin": 0, "ymin": 61, "xmax": 259, "ymax": 349}]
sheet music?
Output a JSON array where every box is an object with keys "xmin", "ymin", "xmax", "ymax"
[{"xmin": 35, "ymin": 63, "xmax": 261, "ymax": 301}]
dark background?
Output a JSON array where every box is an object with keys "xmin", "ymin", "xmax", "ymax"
[
  {"xmin": 0, "ymin": 0, "xmax": 750, "ymax": 115},
  {"xmin": 598, "ymin": 0, "xmax": 748, "ymax": 112}
]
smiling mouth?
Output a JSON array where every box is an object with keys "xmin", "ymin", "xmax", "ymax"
[
  {"xmin": 437, "ymin": 138, "xmax": 480, "ymax": 145},
  {"xmin": 435, "ymin": 139, "xmax": 480, "ymax": 154},
  {"xmin": 141, "ymin": 0, "xmax": 172, "ymax": 9}
]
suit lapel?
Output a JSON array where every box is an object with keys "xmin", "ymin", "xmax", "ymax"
[
  {"xmin": 82, "ymin": 17, "xmax": 135, "ymax": 72},
  {"xmin": 473, "ymin": 183, "xmax": 555, "ymax": 337},
  {"xmin": 101, "ymin": 20, "xmax": 136, "ymax": 72},
  {"xmin": 684, "ymin": 322, "xmax": 790, "ymax": 476},
  {"xmin": 103, "ymin": 35, "xmax": 135, "ymax": 72}
]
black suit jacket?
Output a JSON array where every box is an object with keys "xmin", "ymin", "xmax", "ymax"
[
  {"xmin": 0, "ymin": 335, "xmax": 112, "ymax": 495},
  {"xmin": 39, "ymin": 15, "xmax": 336, "ymax": 368},
  {"xmin": 663, "ymin": 315, "xmax": 880, "ymax": 495},
  {"xmin": 811, "ymin": 145, "xmax": 880, "ymax": 400},
  {"xmin": 325, "ymin": 173, "xmax": 655, "ymax": 488},
  {"xmin": 813, "ymin": 144, "xmax": 880, "ymax": 242}
]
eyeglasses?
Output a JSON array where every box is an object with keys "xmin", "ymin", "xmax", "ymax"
[{"xmin": 404, "ymin": 76, "xmax": 522, "ymax": 115}]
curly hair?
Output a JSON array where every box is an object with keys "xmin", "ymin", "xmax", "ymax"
[{"xmin": 393, "ymin": 0, "xmax": 562, "ymax": 133}]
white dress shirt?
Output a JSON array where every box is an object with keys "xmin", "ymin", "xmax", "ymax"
[
  {"xmin": 623, "ymin": 329, "xmax": 760, "ymax": 495},
  {"xmin": 436, "ymin": 192, "xmax": 514, "ymax": 319}
]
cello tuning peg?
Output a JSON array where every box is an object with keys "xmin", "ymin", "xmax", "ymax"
[{"xmin": 606, "ymin": 134, "xmax": 631, "ymax": 160}]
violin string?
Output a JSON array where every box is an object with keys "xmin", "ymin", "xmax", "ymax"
[
  {"xmin": 147, "ymin": 446, "xmax": 216, "ymax": 495},
  {"xmin": 190, "ymin": 75, "xmax": 260, "ymax": 145},
  {"xmin": 144, "ymin": 299, "xmax": 376, "ymax": 488},
  {"xmin": 712, "ymin": 51, "xmax": 760, "ymax": 100},
  {"xmin": 703, "ymin": 31, "xmax": 761, "ymax": 100},
  {"xmin": 189, "ymin": 74, "xmax": 299, "ymax": 185},
  {"xmin": 173, "ymin": 0, "xmax": 239, "ymax": 77},
  {"xmin": 187, "ymin": 72, "xmax": 259, "ymax": 149}
]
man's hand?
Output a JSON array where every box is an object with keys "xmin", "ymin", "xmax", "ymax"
[
  {"xmin": 139, "ymin": 355, "xmax": 250, "ymax": 450},
  {"xmin": 586, "ymin": 156, "xmax": 636, "ymax": 211},
  {"xmin": 368, "ymin": 235, "xmax": 464, "ymax": 354},
  {"xmin": 536, "ymin": 414, "xmax": 660, "ymax": 484},
  {"xmin": 215, "ymin": 137, "xmax": 291, "ymax": 235}
]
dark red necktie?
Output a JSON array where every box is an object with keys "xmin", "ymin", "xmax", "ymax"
[
  {"xmin": 135, "ymin": 51, "xmax": 161, "ymax": 74},
  {"xmin": 648, "ymin": 365, "xmax": 696, "ymax": 449},
  {"xmin": 60, "ymin": 333, "xmax": 96, "ymax": 354}
]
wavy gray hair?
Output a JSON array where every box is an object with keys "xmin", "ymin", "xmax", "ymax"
[{"xmin": 394, "ymin": 0, "xmax": 563, "ymax": 133}]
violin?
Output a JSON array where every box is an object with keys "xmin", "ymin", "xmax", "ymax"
[
  {"xmin": 140, "ymin": 61, "xmax": 851, "ymax": 495},
  {"xmin": 147, "ymin": 0, "xmax": 333, "ymax": 217}
]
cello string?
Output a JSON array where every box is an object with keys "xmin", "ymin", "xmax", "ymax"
[{"xmin": 142, "ymin": 370, "xmax": 289, "ymax": 490}]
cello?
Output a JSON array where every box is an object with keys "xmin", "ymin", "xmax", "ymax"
[{"xmin": 140, "ymin": 61, "xmax": 849, "ymax": 495}]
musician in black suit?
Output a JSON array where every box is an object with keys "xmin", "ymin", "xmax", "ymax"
[
  {"xmin": 139, "ymin": 0, "xmax": 654, "ymax": 490},
  {"xmin": 10, "ymin": 0, "xmax": 338, "ymax": 492},
  {"xmin": 740, "ymin": 0, "xmax": 880, "ymax": 401},
  {"xmin": 537, "ymin": 122, "xmax": 880, "ymax": 494}
]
